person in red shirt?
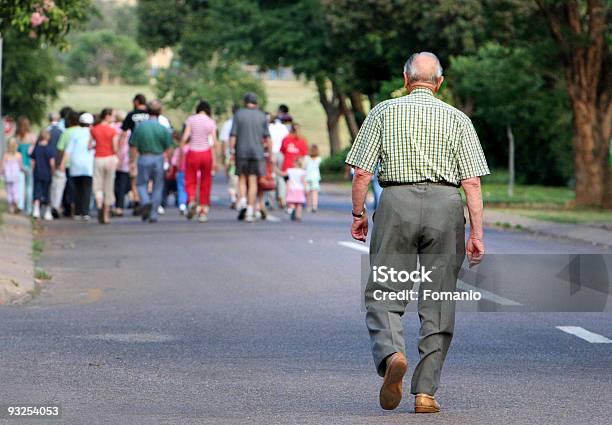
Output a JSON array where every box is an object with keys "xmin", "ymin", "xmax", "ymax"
[
  {"xmin": 280, "ymin": 123, "xmax": 308, "ymax": 174},
  {"xmin": 91, "ymin": 108, "xmax": 119, "ymax": 224}
]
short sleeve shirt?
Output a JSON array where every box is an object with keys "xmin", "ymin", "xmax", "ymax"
[
  {"xmin": 345, "ymin": 88, "xmax": 490, "ymax": 185},
  {"xmin": 230, "ymin": 108, "xmax": 270, "ymax": 160},
  {"xmin": 129, "ymin": 119, "xmax": 172, "ymax": 154},
  {"xmin": 121, "ymin": 109, "xmax": 150, "ymax": 132},
  {"xmin": 280, "ymin": 134, "xmax": 308, "ymax": 172},
  {"xmin": 186, "ymin": 114, "xmax": 216, "ymax": 152},
  {"xmin": 30, "ymin": 144, "xmax": 56, "ymax": 181},
  {"xmin": 91, "ymin": 124, "xmax": 117, "ymax": 157},
  {"xmin": 66, "ymin": 127, "xmax": 95, "ymax": 177}
]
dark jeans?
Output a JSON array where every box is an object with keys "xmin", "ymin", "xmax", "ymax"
[
  {"xmin": 72, "ymin": 175, "xmax": 92, "ymax": 216},
  {"xmin": 62, "ymin": 167, "xmax": 75, "ymax": 216},
  {"xmin": 162, "ymin": 177, "xmax": 177, "ymax": 208},
  {"xmin": 33, "ymin": 178, "xmax": 51, "ymax": 205},
  {"xmin": 114, "ymin": 170, "xmax": 131, "ymax": 209}
]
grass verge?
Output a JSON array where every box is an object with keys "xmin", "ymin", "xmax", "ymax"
[
  {"xmin": 494, "ymin": 207, "xmax": 612, "ymax": 225},
  {"xmin": 34, "ymin": 267, "xmax": 52, "ymax": 281}
]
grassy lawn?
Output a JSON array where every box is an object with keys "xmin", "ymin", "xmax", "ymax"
[
  {"xmin": 0, "ymin": 181, "xmax": 6, "ymax": 225},
  {"xmin": 50, "ymin": 80, "xmax": 350, "ymax": 158},
  {"xmin": 495, "ymin": 207, "xmax": 612, "ymax": 225},
  {"xmin": 480, "ymin": 183, "xmax": 575, "ymax": 205}
]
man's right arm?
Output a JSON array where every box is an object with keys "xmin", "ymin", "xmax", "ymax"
[{"xmin": 461, "ymin": 177, "xmax": 485, "ymax": 266}]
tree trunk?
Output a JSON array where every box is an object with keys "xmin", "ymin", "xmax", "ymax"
[
  {"xmin": 339, "ymin": 91, "xmax": 359, "ymax": 141},
  {"xmin": 571, "ymin": 92, "xmax": 609, "ymax": 206},
  {"xmin": 536, "ymin": 0, "xmax": 612, "ymax": 207},
  {"xmin": 316, "ymin": 77, "xmax": 343, "ymax": 155},
  {"xmin": 507, "ymin": 124, "xmax": 515, "ymax": 198},
  {"xmin": 368, "ymin": 93, "xmax": 379, "ymax": 109},
  {"xmin": 350, "ymin": 91, "xmax": 366, "ymax": 127}
]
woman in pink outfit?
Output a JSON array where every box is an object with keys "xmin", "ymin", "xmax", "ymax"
[{"xmin": 180, "ymin": 100, "xmax": 217, "ymax": 222}]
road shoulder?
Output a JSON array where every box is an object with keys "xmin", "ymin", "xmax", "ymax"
[{"xmin": 0, "ymin": 198, "xmax": 36, "ymax": 305}]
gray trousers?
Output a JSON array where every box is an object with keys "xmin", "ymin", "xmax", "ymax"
[
  {"xmin": 137, "ymin": 154, "xmax": 165, "ymax": 219},
  {"xmin": 365, "ymin": 183, "xmax": 465, "ymax": 396}
]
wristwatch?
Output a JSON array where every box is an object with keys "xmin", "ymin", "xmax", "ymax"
[{"xmin": 352, "ymin": 207, "xmax": 366, "ymax": 218}]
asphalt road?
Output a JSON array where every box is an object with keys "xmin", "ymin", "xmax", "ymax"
[{"xmin": 1, "ymin": 180, "xmax": 611, "ymax": 424}]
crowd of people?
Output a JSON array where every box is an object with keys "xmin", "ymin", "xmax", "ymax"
[{"xmin": 1, "ymin": 92, "xmax": 322, "ymax": 224}]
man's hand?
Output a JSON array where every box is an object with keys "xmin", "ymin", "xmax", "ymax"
[
  {"xmin": 350, "ymin": 167, "xmax": 373, "ymax": 243},
  {"xmin": 351, "ymin": 214, "xmax": 369, "ymax": 242},
  {"xmin": 466, "ymin": 236, "xmax": 484, "ymax": 266}
]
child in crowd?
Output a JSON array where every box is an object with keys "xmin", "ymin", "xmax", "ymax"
[
  {"xmin": 1, "ymin": 140, "xmax": 24, "ymax": 213},
  {"xmin": 304, "ymin": 144, "xmax": 321, "ymax": 213},
  {"xmin": 30, "ymin": 128, "xmax": 56, "ymax": 220},
  {"xmin": 172, "ymin": 140, "xmax": 189, "ymax": 214},
  {"xmin": 285, "ymin": 156, "xmax": 307, "ymax": 221}
]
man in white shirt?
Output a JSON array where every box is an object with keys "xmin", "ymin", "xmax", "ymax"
[
  {"xmin": 268, "ymin": 114, "xmax": 289, "ymax": 208},
  {"xmin": 220, "ymin": 105, "xmax": 238, "ymax": 208}
]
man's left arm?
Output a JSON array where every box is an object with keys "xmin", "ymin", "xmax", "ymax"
[
  {"xmin": 351, "ymin": 167, "xmax": 373, "ymax": 242},
  {"xmin": 457, "ymin": 118, "xmax": 490, "ymax": 266},
  {"xmin": 345, "ymin": 104, "xmax": 383, "ymax": 242}
]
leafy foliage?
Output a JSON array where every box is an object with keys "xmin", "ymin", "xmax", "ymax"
[
  {"xmin": 155, "ymin": 57, "xmax": 267, "ymax": 116},
  {"xmin": 136, "ymin": 0, "xmax": 189, "ymax": 51},
  {"xmin": 65, "ymin": 30, "xmax": 149, "ymax": 84},
  {"xmin": 0, "ymin": 0, "xmax": 93, "ymax": 48},
  {"xmin": 1, "ymin": 30, "xmax": 61, "ymax": 123},
  {"xmin": 450, "ymin": 42, "xmax": 573, "ymax": 185}
]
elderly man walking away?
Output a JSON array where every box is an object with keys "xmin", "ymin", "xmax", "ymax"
[
  {"xmin": 346, "ymin": 52, "xmax": 489, "ymax": 414},
  {"xmin": 229, "ymin": 93, "xmax": 271, "ymax": 222},
  {"xmin": 129, "ymin": 100, "xmax": 172, "ymax": 223}
]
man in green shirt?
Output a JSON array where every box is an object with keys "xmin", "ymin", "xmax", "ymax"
[
  {"xmin": 346, "ymin": 52, "xmax": 489, "ymax": 414},
  {"xmin": 129, "ymin": 100, "xmax": 172, "ymax": 223}
]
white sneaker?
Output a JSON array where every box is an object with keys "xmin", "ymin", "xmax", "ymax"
[
  {"xmin": 179, "ymin": 204, "xmax": 187, "ymax": 215},
  {"xmin": 245, "ymin": 206, "xmax": 255, "ymax": 222},
  {"xmin": 157, "ymin": 206, "xmax": 165, "ymax": 215},
  {"xmin": 32, "ymin": 204, "xmax": 41, "ymax": 219},
  {"xmin": 255, "ymin": 210, "xmax": 262, "ymax": 220},
  {"xmin": 83, "ymin": 215, "xmax": 91, "ymax": 221},
  {"xmin": 198, "ymin": 213, "xmax": 208, "ymax": 223},
  {"xmin": 43, "ymin": 208, "xmax": 53, "ymax": 221}
]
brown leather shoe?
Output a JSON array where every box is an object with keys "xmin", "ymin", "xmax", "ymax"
[
  {"xmin": 415, "ymin": 393, "xmax": 440, "ymax": 413},
  {"xmin": 379, "ymin": 352, "xmax": 408, "ymax": 410}
]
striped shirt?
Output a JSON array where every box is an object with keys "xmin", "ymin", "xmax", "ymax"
[
  {"xmin": 345, "ymin": 88, "xmax": 489, "ymax": 186},
  {"xmin": 186, "ymin": 114, "xmax": 217, "ymax": 152}
]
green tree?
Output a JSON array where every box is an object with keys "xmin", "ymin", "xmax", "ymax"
[
  {"xmin": 450, "ymin": 43, "xmax": 573, "ymax": 191},
  {"xmin": 136, "ymin": 0, "xmax": 189, "ymax": 51},
  {"xmin": 1, "ymin": 0, "xmax": 92, "ymax": 127},
  {"xmin": 535, "ymin": 0, "xmax": 612, "ymax": 207},
  {"xmin": 1, "ymin": 29, "xmax": 61, "ymax": 122},
  {"xmin": 156, "ymin": 56, "xmax": 266, "ymax": 116},
  {"xmin": 66, "ymin": 30, "xmax": 148, "ymax": 84},
  {"xmin": 0, "ymin": 0, "xmax": 92, "ymax": 47}
]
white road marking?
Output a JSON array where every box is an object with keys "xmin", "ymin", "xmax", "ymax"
[
  {"xmin": 76, "ymin": 333, "xmax": 176, "ymax": 343},
  {"xmin": 338, "ymin": 241, "xmax": 369, "ymax": 253},
  {"xmin": 457, "ymin": 280, "xmax": 522, "ymax": 306},
  {"xmin": 266, "ymin": 214, "xmax": 281, "ymax": 222},
  {"xmin": 556, "ymin": 326, "xmax": 612, "ymax": 343},
  {"xmin": 337, "ymin": 241, "xmax": 522, "ymax": 306}
]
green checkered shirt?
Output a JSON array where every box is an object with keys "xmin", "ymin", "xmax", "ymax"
[{"xmin": 345, "ymin": 88, "xmax": 489, "ymax": 185}]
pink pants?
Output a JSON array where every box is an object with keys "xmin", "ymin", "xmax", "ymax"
[{"xmin": 6, "ymin": 181, "xmax": 19, "ymax": 205}]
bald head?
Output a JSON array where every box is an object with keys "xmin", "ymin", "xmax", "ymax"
[
  {"xmin": 404, "ymin": 52, "xmax": 443, "ymax": 85},
  {"xmin": 147, "ymin": 99, "xmax": 163, "ymax": 116}
]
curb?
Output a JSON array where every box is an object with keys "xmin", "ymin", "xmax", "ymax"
[{"xmin": 0, "ymin": 191, "xmax": 36, "ymax": 305}]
